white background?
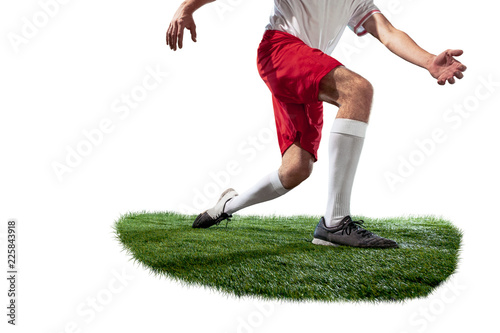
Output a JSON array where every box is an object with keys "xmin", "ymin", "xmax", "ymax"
[{"xmin": 1, "ymin": 0, "xmax": 499, "ymax": 332}]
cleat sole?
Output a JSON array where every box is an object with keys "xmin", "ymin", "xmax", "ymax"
[{"xmin": 312, "ymin": 238, "xmax": 340, "ymax": 247}]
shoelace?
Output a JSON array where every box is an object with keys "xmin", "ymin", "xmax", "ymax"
[
  {"xmin": 214, "ymin": 214, "xmax": 232, "ymax": 228},
  {"xmin": 341, "ymin": 219, "xmax": 373, "ymax": 238}
]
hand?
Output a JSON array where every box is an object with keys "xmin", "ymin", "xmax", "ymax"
[
  {"xmin": 166, "ymin": 5, "xmax": 197, "ymax": 51},
  {"xmin": 428, "ymin": 49, "xmax": 467, "ymax": 85}
]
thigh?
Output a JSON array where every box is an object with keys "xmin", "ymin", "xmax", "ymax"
[
  {"xmin": 257, "ymin": 30, "xmax": 342, "ymax": 105},
  {"xmin": 318, "ymin": 66, "xmax": 370, "ymax": 107}
]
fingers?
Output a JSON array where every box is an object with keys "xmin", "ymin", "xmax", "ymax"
[
  {"xmin": 178, "ymin": 27, "xmax": 184, "ymax": 49},
  {"xmin": 166, "ymin": 24, "xmax": 172, "ymax": 47},
  {"xmin": 437, "ymin": 72, "xmax": 454, "ymax": 85},
  {"xmin": 451, "ymin": 63, "xmax": 466, "ymax": 82},
  {"xmin": 166, "ymin": 22, "xmax": 180, "ymax": 51},
  {"xmin": 452, "ymin": 58, "xmax": 467, "ymax": 72},
  {"xmin": 190, "ymin": 24, "xmax": 197, "ymax": 42},
  {"xmin": 438, "ymin": 69, "xmax": 465, "ymax": 85},
  {"xmin": 448, "ymin": 49, "xmax": 464, "ymax": 57},
  {"xmin": 172, "ymin": 23, "xmax": 179, "ymax": 51},
  {"xmin": 167, "ymin": 23, "xmax": 176, "ymax": 50},
  {"xmin": 167, "ymin": 21, "xmax": 193, "ymax": 51},
  {"xmin": 436, "ymin": 50, "xmax": 467, "ymax": 85}
]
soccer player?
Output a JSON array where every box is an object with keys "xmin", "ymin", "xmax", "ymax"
[{"xmin": 166, "ymin": 0, "xmax": 466, "ymax": 248}]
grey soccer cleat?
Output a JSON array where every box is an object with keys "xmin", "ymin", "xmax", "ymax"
[
  {"xmin": 312, "ymin": 216, "xmax": 399, "ymax": 248},
  {"xmin": 192, "ymin": 188, "xmax": 238, "ymax": 228}
]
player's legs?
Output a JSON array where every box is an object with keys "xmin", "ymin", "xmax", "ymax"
[
  {"xmin": 318, "ymin": 66, "xmax": 373, "ymax": 227},
  {"xmin": 224, "ymin": 141, "xmax": 313, "ymax": 215},
  {"xmin": 194, "ymin": 32, "xmax": 368, "ymax": 228},
  {"xmin": 194, "ymin": 31, "xmax": 331, "ymax": 228}
]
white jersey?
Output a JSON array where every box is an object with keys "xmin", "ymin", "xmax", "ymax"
[{"xmin": 265, "ymin": 0, "xmax": 380, "ymax": 55}]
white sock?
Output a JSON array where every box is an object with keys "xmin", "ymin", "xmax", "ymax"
[
  {"xmin": 224, "ymin": 170, "xmax": 289, "ymax": 215},
  {"xmin": 324, "ymin": 118, "xmax": 367, "ymax": 227}
]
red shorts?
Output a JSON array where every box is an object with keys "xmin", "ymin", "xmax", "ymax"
[{"xmin": 257, "ymin": 30, "xmax": 343, "ymax": 160}]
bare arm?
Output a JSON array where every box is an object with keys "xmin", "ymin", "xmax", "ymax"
[
  {"xmin": 363, "ymin": 13, "xmax": 467, "ymax": 85},
  {"xmin": 166, "ymin": 0, "xmax": 215, "ymax": 51}
]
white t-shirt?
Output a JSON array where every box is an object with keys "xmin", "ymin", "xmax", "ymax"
[{"xmin": 265, "ymin": 0, "xmax": 380, "ymax": 55}]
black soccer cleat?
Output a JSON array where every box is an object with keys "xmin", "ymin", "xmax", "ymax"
[
  {"xmin": 192, "ymin": 188, "xmax": 238, "ymax": 228},
  {"xmin": 312, "ymin": 216, "xmax": 399, "ymax": 248}
]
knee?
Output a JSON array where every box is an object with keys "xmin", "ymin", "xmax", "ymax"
[
  {"xmin": 279, "ymin": 163, "xmax": 313, "ymax": 189},
  {"xmin": 351, "ymin": 76, "xmax": 373, "ymax": 104}
]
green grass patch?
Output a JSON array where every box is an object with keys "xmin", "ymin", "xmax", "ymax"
[{"xmin": 114, "ymin": 212, "xmax": 462, "ymax": 302}]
